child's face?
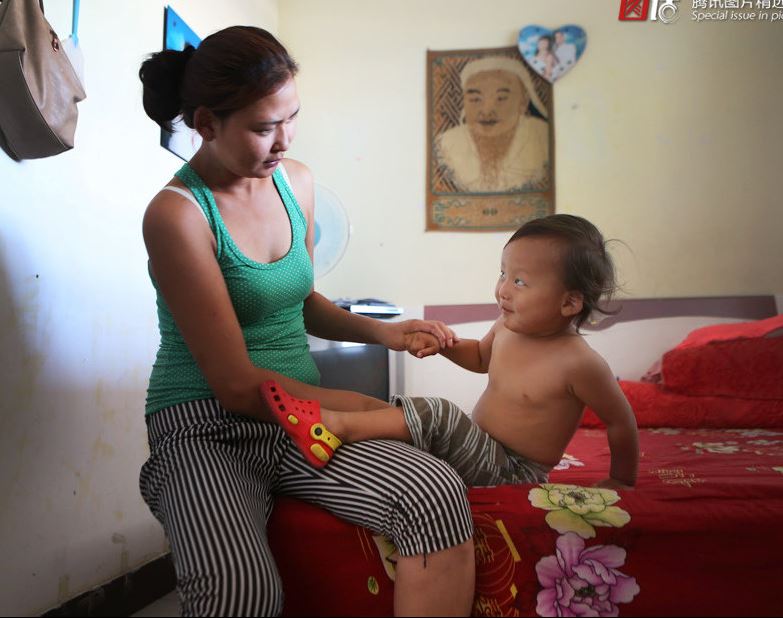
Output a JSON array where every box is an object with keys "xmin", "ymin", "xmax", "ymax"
[{"xmin": 495, "ymin": 237, "xmax": 574, "ymax": 336}]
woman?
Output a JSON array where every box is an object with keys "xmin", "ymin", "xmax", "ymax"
[
  {"xmin": 138, "ymin": 26, "xmax": 475, "ymax": 617},
  {"xmin": 530, "ymin": 35, "xmax": 558, "ymax": 81}
]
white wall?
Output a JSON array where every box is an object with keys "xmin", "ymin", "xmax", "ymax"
[
  {"xmin": 2, "ymin": 1, "xmax": 781, "ymax": 615},
  {"xmin": 0, "ymin": 1, "xmax": 278, "ymax": 615},
  {"xmin": 279, "ymin": 0, "xmax": 783, "ymax": 307}
]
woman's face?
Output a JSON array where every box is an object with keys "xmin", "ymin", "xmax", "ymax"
[
  {"xmin": 463, "ymin": 70, "xmax": 528, "ymax": 138},
  {"xmin": 537, "ymin": 37, "xmax": 551, "ymax": 53},
  {"xmin": 211, "ymin": 77, "xmax": 300, "ymax": 178}
]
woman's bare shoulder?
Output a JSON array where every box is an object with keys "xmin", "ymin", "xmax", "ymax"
[
  {"xmin": 143, "ymin": 178, "xmax": 209, "ymax": 239},
  {"xmin": 280, "ymin": 158, "xmax": 314, "ymax": 218},
  {"xmin": 281, "ymin": 158, "xmax": 313, "ymax": 187}
]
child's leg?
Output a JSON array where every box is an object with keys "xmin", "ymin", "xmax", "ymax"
[
  {"xmin": 262, "ymin": 383, "xmax": 541, "ymax": 486},
  {"xmin": 329, "ymin": 395, "xmax": 525, "ymax": 486},
  {"xmin": 321, "ymin": 405, "xmax": 413, "ymax": 444},
  {"xmin": 391, "ymin": 395, "xmax": 544, "ymax": 486},
  {"xmin": 260, "ymin": 380, "xmax": 412, "ymax": 468}
]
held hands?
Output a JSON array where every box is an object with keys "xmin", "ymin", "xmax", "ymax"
[
  {"xmin": 407, "ymin": 332, "xmax": 441, "ymax": 358},
  {"xmin": 379, "ymin": 319, "xmax": 458, "ymax": 358}
]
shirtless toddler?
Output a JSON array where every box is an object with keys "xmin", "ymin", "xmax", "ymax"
[{"xmin": 262, "ymin": 215, "xmax": 639, "ymax": 489}]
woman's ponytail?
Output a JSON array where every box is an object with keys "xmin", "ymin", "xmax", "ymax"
[{"xmin": 138, "ymin": 45, "xmax": 195, "ymax": 132}]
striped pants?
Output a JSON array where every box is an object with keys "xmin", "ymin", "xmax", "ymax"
[
  {"xmin": 139, "ymin": 399, "xmax": 473, "ymax": 617},
  {"xmin": 391, "ymin": 395, "xmax": 551, "ymax": 486}
]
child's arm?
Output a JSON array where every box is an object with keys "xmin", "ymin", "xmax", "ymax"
[
  {"xmin": 570, "ymin": 355, "xmax": 639, "ymax": 488},
  {"xmin": 438, "ymin": 321, "xmax": 496, "ymax": 373}
]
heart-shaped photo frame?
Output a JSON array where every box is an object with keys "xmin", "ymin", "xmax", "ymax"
[{"xmin": 518, "ymin": 25, "xmax": 587, "ymax": 83}]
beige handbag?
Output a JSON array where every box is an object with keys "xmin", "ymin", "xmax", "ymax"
[{"xmin": 0, "ymin": 0, "xmax": 86, "ymax": 160}]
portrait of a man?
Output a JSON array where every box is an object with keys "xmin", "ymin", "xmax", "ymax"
[
  {"xmin": 436, "ymin": 56, "xmax": 550, "ymax": 193},
  {"xmin": 427, "ymin": 47, "xmax": 554, "ymax": 231}
]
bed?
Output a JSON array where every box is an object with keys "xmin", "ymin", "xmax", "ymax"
[{"xmin": 268, "ymin": 296, "xmax": 783, "ymax": 617}]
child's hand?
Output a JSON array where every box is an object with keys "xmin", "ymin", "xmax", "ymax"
[
  {"xmin": 593, "ymin": 477, "xmax": 634, "ymax": 491},
  {"xmin": 406, "ymin": 332, "xmax": 441, "ymax": 358}
]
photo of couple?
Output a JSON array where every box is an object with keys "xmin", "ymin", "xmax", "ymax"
[{"xmin": 518, "ymin": 25, "xmax": 587, "ymax": 83}]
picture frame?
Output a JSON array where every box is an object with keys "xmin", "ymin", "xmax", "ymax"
[
  {"xmin": 426, "ymin": 46, "xmax": 555, "ymax": 231},
  {"xmin": 518, "ymin": 25, "xmax": 588, "ymax": 83}
]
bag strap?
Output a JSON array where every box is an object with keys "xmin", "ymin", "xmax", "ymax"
[{"xmin": 71, "ymin": 0, "xmax": 79, "ymax": 43}]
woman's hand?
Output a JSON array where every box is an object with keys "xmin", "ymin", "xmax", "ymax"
[{"xmin": 378, "ymin": 319, "xmax": 459, "ymax": 354}]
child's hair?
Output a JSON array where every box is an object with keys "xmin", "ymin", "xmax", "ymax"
[
  {"xmin": 506, "ymin": 214, "xmax": 618, "ymax": 330},
  {"xmin": 139, "ymin": 26, "xmax": 298, "ymax": 132}
]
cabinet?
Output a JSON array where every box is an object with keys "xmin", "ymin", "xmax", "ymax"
[{"xmin": 308, "ymin": 338, "xmax": 390, "ymax": 401}]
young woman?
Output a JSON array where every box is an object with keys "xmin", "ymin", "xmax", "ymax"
[{"xmin": 138, "ymin": 26, "xmax": 475, "ymax": 617}]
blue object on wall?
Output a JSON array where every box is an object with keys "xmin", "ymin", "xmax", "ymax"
[
  {"xmin": 160, "ymin": 6, "xmax": 202, "ymax": 161},
  {"xmin": 164, "ymin": 5, "xmax": 200, "ymax": 51}
]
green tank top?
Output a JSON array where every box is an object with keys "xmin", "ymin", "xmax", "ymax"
[{"xmin": 145, "ymin": 162, "xmax": 320, "ymax": 415}]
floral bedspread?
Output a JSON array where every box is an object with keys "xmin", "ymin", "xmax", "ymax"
[{"xmin": 269, "ymin": 428, "xmax": 783, "ymax": 617}]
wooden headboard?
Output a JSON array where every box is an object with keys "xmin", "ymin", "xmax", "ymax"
[
  {"xmin": 394, "ymin": 295, "xmax": 780, "ymax": 412},
  {"xmin": 424, "ymin": 295, "xmax": 780, "ymax": 328}
]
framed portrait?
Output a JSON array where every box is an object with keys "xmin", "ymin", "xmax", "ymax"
[
  {"xmin": 426, "ymin": 47, "xmax": 554, "ymax": 231},
  {"xmin": 160, "ymin": 6, "xmax": 202, "ymax": 161}
]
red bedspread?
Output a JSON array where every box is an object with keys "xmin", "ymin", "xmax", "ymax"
[{"xmin": 268, "ymin": 427, "xmax": 783, "ymax": 617}]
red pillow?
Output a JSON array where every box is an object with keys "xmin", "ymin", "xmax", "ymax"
[
  {"xmin": 660, "ymin": 315, "xmax": 783, "ymax": 400},
  {"xmin": 582, "ymin": 380, "xmax": 783, "ymax": 428}
]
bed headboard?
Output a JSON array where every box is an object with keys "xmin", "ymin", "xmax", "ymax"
[
  {"xmin": 423, "ymin": 295, "xmax": 780, "ymax": 328},
  {"xmin": 394, "ymin": 295, "xmax": 781, "ymax": 413}
]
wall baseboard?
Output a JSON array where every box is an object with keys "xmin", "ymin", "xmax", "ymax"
[{"xmin": 42, "ymin": 554, "xmax": 176, "ymax": 617}]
